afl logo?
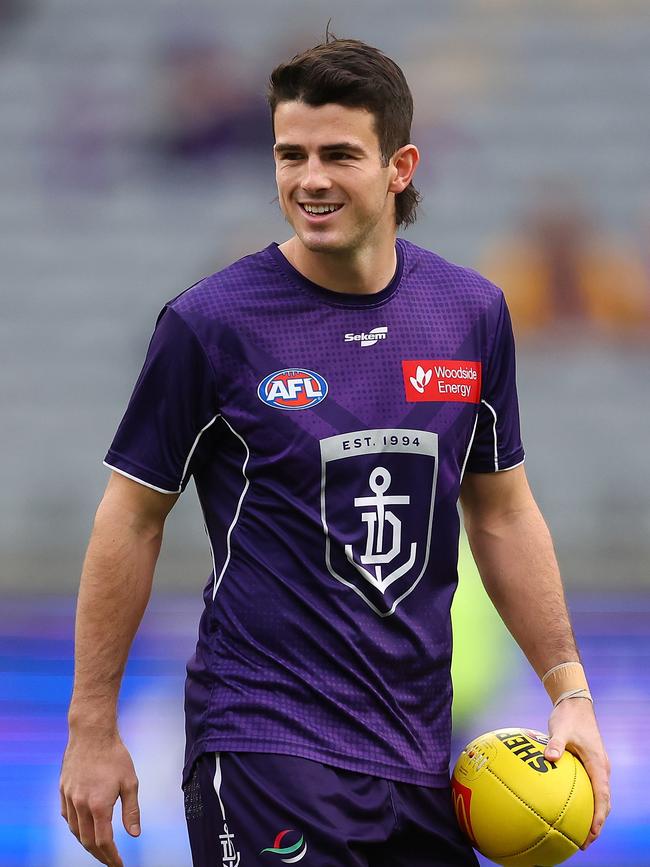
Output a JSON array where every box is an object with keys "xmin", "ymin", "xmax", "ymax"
[{"xmin": 258, "ymin": 368, "xmax": 328, "ymax": 411}]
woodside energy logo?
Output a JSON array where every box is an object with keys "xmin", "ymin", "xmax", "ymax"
[{"xmin": 402, "ymin": 360, "xmax": 481, "ymax": 403}]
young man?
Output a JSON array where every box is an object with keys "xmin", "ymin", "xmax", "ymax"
[{"xmin": 60, "ymin": 37, "xmax": 610, "ymax": 867}]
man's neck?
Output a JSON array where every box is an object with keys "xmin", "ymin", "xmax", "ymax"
[{"xmin": 278, "ymin": 236, "xmax": 398, "ymax": 295}]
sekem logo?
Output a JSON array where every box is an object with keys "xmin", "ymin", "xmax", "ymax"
[
  {"xmin": 344, "ymin": 326, "xmax": 388, "ymax": 347},
  {"xmin": 258, "ymin": 368, "xmax": 328, "ymax": 411}
]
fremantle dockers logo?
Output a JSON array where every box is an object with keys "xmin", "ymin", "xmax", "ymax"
[
  {"xmin": 219, "ymin": 821, "xmax": 240, "ymax": 867},
  {"xmin": 320, "ymin": 429, "xmax": 438, "ymax": 617}
]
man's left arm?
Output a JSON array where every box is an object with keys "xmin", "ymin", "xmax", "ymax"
[{"xmin": 459, "ymin": 465, "xmax": 611, "ymax": 849}]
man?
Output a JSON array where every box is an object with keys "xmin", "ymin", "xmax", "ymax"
[{"xmin": 60, "ymin": 36, "xmax": 610, "ymax": 867}]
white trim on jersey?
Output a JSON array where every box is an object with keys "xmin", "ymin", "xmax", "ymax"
[
  {"xmin": 459, "ymin": 412, "xmax": 479, "ymax": 484},
  {"xmin": 480, "ymin": 399, "xmax": 499, "ymax": 471},
  {"xmin": 104, "ymin": 414, "xmax": 220, "ymax": 495},
  {"xmin": 181, "ymin": 414, "xmax": 221, "ymax": 486},
  {"xmin": 102, "ymin": 461, "xmax": 178, "ymax": 495},
  {"xmin": 496, "ymin": 457, "xmax": 526, "ymax": 473},
  {"xmin": 213, "ymin": 416, "xmax": 251, "ymax": 601}
]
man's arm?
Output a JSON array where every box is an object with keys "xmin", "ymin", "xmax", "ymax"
[
  {"xmin": 459, "ymin": 465, "xmax": 610, "ymax": 849},
  {"xmin": 60, "ymin": 472, "xmax": 178, "ymax": 867}
]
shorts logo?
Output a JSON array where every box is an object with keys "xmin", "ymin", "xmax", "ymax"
[
  {"xmin": 258, "ymin": 368, "xmax": 328, "ymax": 411},
  {"xmin": 260, "ymin": 829, "xmax": 308, "ymax": 862},
  {"xmin": 402, "ymin": 360, "xmax": 481, "ymax": 403},
  {"xmin": 320, "ymin": 429, "xmax": 438, "ymax": 617},
  {"xmin": 219, "ymin": 821, "xmax": 240, "ymax": 866}
]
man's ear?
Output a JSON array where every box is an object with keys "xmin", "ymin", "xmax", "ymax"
[{"xmin": 388, "ymin": 144, "xmax": 420, "ymax": 194}]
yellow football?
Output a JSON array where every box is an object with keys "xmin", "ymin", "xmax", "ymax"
[{"xmin": 452, "ymin": 728, "xmax": 594, "ymax": 866}]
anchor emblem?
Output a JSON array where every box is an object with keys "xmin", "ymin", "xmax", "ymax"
[
  {"xmin": 320, "ymin": 428, "xmax": 438, "ymax": 617},
  {"xmin": 345, "ymin": 467, "xmax": 417, "ymax": 594}
]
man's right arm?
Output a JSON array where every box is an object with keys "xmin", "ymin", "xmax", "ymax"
[{"xmin": 60, "ymin": 472, "xmax": 178, "ymax": 867}]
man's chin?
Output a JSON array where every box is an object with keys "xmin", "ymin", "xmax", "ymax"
[{"xmin": 295, "ymin": 232, "xmax": 352, "ymax": 255}]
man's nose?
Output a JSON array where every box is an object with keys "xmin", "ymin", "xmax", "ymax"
[{"xmin": 300, "ymin": 156, "xmax": 331, "ymax": 192}]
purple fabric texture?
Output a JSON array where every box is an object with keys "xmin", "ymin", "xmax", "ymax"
[{"xmin": 105, "ymin": 239, "xmax": 525, "ymax": 788}]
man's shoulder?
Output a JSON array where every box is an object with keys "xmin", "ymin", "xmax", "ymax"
[
  {"xmin": 400, "ymin": 238, "xmax": 503, "ymax": 306},
  {"xmin": 167, "ymin": 245, "xmax": 277, "ymax": 318}
]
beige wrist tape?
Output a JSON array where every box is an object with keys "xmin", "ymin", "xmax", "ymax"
[{"xmin": 542, "ymin": 662, "xmax": 593, "ymax": 708}]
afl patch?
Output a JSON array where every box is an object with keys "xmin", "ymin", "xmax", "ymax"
[{"xmin": 258, "ymin": 368, "xmax": 328, "ymax": 411}]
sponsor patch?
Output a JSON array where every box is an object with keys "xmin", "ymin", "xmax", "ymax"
[
  {"xmin": 402, "ymin": 360, "xmax": 481, "ymax": 403},
  {"xmin": 344, "ymin": 326, "xmax": 388, "ymax": 347},
  {"xmin": 260, "ymin": 829, "xmax": 307, "ymax": 862},
  {"xmin": 258, "ymin": 369, "xmax": 328, "ymax": 411}
]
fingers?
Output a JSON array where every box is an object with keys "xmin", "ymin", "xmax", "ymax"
[
  {"xmin": 121, "ymin": 775, "xmax": 141, "ymax": 836},
  {"xmin": 579, "ymin": 750, "xmax": 612, "ymax": 850},
  {"xmin": 544, "ymin": 734, "xmax": 566, "ymax": 763},
  {"xmin": 62, "ymin": 793, "xmax": 123, "ymax": 866},
  {"xmin": 60, "ymin": 735, "xmax": 137, "ymax": 865},
  {"xmin": 546, "ymin": 700, "xmax": 611, "ymax": 850},
  {"xmin": 64, "ymin": 795, "xmax": 80, "ymax": 841},
  {"xmin": 75, "ymin": 801, "xmax": 112, "ymax": 865},
  {"xmin": 92, "ymin": 806, "xmax": 125, "ymax": 867}
]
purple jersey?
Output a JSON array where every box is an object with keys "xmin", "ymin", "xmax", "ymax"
[{"xmin": 105, "ymin": 239, "xmax": 524, "ymax": 788}]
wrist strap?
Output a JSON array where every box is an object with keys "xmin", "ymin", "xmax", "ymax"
[
  {"xmin": 552, "ymin": 687, "xmax": 593, "ymax": 708},
  {"xmin": 542, "ymin": 661, "xmax": 593, "ymax": 707}
]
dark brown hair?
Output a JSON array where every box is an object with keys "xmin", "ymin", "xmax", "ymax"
[{"xmin": 268, "ymin": 35, "xmax": 421, "ymax": 228}]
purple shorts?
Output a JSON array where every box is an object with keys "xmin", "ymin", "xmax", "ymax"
[{"xmin": 184, "ymin": 752, "xmax": 479, "ymax": 867}]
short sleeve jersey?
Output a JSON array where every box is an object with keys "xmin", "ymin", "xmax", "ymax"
[{"xmin": 105, "ymin": 240, "xmax": 525, "ymax": 787}]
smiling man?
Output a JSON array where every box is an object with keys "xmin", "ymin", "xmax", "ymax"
[
  {"xmin": 273, "ymin": 99, "xmax": 415, "ymax": 294},
  {"xmin": 60, "ymin": 36, "xmax": 610, "ymax": 867}
]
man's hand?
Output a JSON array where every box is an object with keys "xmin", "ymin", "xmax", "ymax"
[
  {"xmin": 544, "ymin": 698, "xmax": 611, "ymax": 849},
  {"xmin": 60, "ymin": 730, "xmax": 140, "ymax": 867}
]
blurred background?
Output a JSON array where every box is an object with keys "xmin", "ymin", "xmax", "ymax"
[{"xmin": 1, "ymin": 0, "xmax": 648, "ymax": 864}]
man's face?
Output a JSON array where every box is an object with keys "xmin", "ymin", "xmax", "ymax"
[{"xmin": 273, "ymin": 101, "xmax": 397, "ymax": 254}]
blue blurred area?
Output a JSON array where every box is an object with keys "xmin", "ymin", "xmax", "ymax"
[{"xmin": 1, "ymin": 593, "xmax": 647, "ymax": 867}]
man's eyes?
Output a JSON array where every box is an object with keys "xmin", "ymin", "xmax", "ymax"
[{"xmin": 279, "ymin": 152, "xmax": 355, "ymax": 161}]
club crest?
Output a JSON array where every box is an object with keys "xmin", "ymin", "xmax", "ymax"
[{"xmin": 320, "ymin": 429, "xmax": 438, "ymax": 617}]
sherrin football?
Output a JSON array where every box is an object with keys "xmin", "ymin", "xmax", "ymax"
[{"xmin": 451, "ymin": 728, "xmax": 594, "ymax": 866}]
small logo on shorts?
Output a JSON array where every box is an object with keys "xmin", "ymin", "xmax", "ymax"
[
  {"xmin": 219, "ymin": 820, "xmax": 240, "ymax": 866},
  {"xmin": 260, "ymin": 829, "xmax": 308, "ymax": 862}
]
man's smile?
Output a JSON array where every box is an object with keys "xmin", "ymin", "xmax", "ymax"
[{"xmin": 298, "ymin": 203, "xmax": 344, "ymax": 221}]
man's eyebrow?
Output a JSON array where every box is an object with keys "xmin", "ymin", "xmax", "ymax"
[{"xmin": 274, "ymin": 142, "xmax": 366, "ymax": 154}]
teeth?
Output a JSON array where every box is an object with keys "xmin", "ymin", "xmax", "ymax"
[{"xmin": 303, "ymin": 204, "xmax": 341, "ymax": 214}]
